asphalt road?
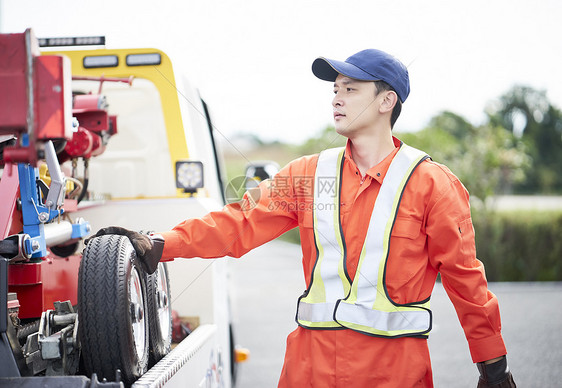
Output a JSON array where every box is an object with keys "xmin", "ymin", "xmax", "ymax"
[{"xmin": 229, "ymin": 239, "xmax": 562, "ymax": 387}]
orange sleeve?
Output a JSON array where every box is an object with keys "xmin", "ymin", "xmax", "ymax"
[
  {"xmin": 425, "ymin": 163, "xmax": 506, "ymax": 363},
  {"xmin": 160, "ymin": 162, "xmax": 300, "ymax": 260}
]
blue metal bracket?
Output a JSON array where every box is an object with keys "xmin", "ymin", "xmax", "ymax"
[
  {"xmin": 17, "ymin": 163, "xmax": 63, "ymax": 259},
  {"xmin": 15, "ymin": 138, "xmax": 91, "ymax": 259},
  {"xmin": 71, "ymin": 222, "xmax": 90, "ymax": 239}
]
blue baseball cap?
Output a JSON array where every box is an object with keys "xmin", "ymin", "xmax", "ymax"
[{"xmin": 312, "ymin": 49, "xmax": 410, "ymax": 102}]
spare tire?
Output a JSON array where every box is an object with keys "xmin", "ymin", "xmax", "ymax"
[
  {"xmin": 145, "ymin": 262, "xmax": 172, "ymax": 366},
  {"xmin": 78, "ymin": 234, "xmax": 149, "ymax": 385}
]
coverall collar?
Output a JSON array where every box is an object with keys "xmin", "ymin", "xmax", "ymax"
[{"xmin": 344, "ymin": 136, "xmax": 402, "ymax": 185}]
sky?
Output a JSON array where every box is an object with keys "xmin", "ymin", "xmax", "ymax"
[{"xmin": 2, "ymin": 0, "xmax": 561, "ymax": 144}]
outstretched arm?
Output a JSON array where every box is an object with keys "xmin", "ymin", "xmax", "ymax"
[{"xmin": 160, "ymin": 177, "xmax": 298, "ymax": 260}]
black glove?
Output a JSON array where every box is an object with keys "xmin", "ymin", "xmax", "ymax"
[
  {"xmin": 477, "ymin": 356, "xmax": 516, "ymax": 387},
  {"xmin": 85, "ymin": 226, "xmax": 164, "ymax": 274}
]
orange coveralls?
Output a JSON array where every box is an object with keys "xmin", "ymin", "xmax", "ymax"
[{"xmin": 161, "ymin": 137, "xmax": 507, "ymax": 387}]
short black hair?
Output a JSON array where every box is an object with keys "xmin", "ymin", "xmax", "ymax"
[{"xmin": 374, "ymin": 80, "xmax": 402, "ymax": 129}]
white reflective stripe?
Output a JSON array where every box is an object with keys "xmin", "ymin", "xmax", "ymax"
[
  {"xmin": 297, "ymin": 301, "xmax": 338, "ymax": 323},
  {"xmin": 335, "ymin": 301, "xmax": 430, "ymax": 332},
  {"xmin": 314, "ymin": 147, "xmax": 346, "ymax": 302},
  {"xmin": 354, "ymin": 145, "xmax": 427, "ymax": 305}
]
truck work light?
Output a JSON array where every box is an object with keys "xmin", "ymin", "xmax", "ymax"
[
  {"xmin": 176, "ymin": 161, "xmax": 204, "ymax": 193},
  {"xmin": 83, "ymin": 55, "xmax": 118, "ymax": 68},
  {"xmin": 126, "ymin": 53, "xmax": 161, "ymax": 66},
  {"xmin": 39, "ymin": 36, "xmax": 105, "ymax": 47}
]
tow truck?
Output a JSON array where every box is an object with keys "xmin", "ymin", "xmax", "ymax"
[{"xmin": 0, "ymin": 29, "xmax": 245, "ymax": 387}]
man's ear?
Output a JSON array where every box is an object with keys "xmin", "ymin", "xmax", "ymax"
[{"xmin": 379, "ymin": 91, "xmax": 398, "ymax": 114}]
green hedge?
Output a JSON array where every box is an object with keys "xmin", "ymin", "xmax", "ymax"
[
  {"xmin": 277, "ymin": 210, "xmax": 562, "ymax": 282},
  {"xmin": 474, "ymin": 210, "xmax": 562, "ymax": 281}
]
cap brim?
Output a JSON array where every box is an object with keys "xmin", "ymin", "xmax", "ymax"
[{"xmin": 312, "ymin": 57, "xmax": 378, "ymax": 82}]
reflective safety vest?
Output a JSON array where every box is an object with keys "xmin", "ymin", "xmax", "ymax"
[{"xmin": 296, "ymin": 144, "xmax": 433, "ymax": 338}]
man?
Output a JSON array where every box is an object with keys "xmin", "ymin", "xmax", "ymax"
[{"xmin": 92, "ymin": 49, "xmax": 515, "ymax": 387}]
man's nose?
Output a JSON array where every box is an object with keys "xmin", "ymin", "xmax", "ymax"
[{"xmin": 332, "ymin": 92, "xmax": 343, "ymax": 107}]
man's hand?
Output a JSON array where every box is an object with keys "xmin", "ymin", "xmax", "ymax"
[
  {"xmin": 85, "ymin": 226, "xmax": 164, "ymax": 274},
  {"xmin": 477, "ymin": 356, "xmax": 516, "ymax": 387}
]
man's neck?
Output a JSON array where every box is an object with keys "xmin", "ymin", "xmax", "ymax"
[{"xmin": 349, "ymin": 129, "xmax": 395, "ymax": 177}]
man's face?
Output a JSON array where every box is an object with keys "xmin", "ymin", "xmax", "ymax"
[{"xmin": 332, "ymin": 74, "xmax": 381, "ymax": 137}]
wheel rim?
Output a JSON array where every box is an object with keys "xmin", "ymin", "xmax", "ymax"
[
  {"xmin": 156, "ymin": 264, "xmax": 171, "ymax": 340},
  {"xmin": 129, "ymin": 268, "xmax": 146, "ymax": 360}
]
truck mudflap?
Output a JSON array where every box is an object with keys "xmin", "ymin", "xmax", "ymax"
[{"xmin": 133, "ymin": 324, "xmax": 224, "ymax": 388}]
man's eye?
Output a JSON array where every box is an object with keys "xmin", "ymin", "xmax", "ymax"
[{"xmin": 347, "ymin": 88, "xmax": 353, "ymax": 92}]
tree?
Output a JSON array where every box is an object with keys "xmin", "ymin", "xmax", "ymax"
[
  {"xmin": 294, "ymin": 125, "xmax": 346, "ymax": 155},
  {"xmin": 486, "ymin": 85, "xmax": 562, "ymax": 193},
  {"xmin": 446, "ymin": 124, "xmax": 530, "ymax": 204},
  {"xmin": 397, "ymin": 111, "xmax": 530, "ymax": 206},
  {"xmin": 427, "ymin": 111, "xmax": 474, "ymax": 140}
]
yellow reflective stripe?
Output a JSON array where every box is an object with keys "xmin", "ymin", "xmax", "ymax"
[
  {"xmin": 373, "ymin": 146, "xmax": 427, "ymax": 311},
  {"xmin": 316, "ymin": 148, "xmax": 345, "ymax": 302},
  {"xmin": 300, "ymin": 148, "xmax": 345, "ymax": 311},
  {"xmin": 309, "ymin": 205, "xmax": 326, "ymax": 303},
  {"xmin": 334, "ymin": 150, "xmax": 350, "ymax": 297},
  {"xmin": 347, "ymin": 242, "xmax": 365, "ymax": 304},
  {"xmin": 297, "ymin": 319, "xmax": 342, "ymax": 329}
]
